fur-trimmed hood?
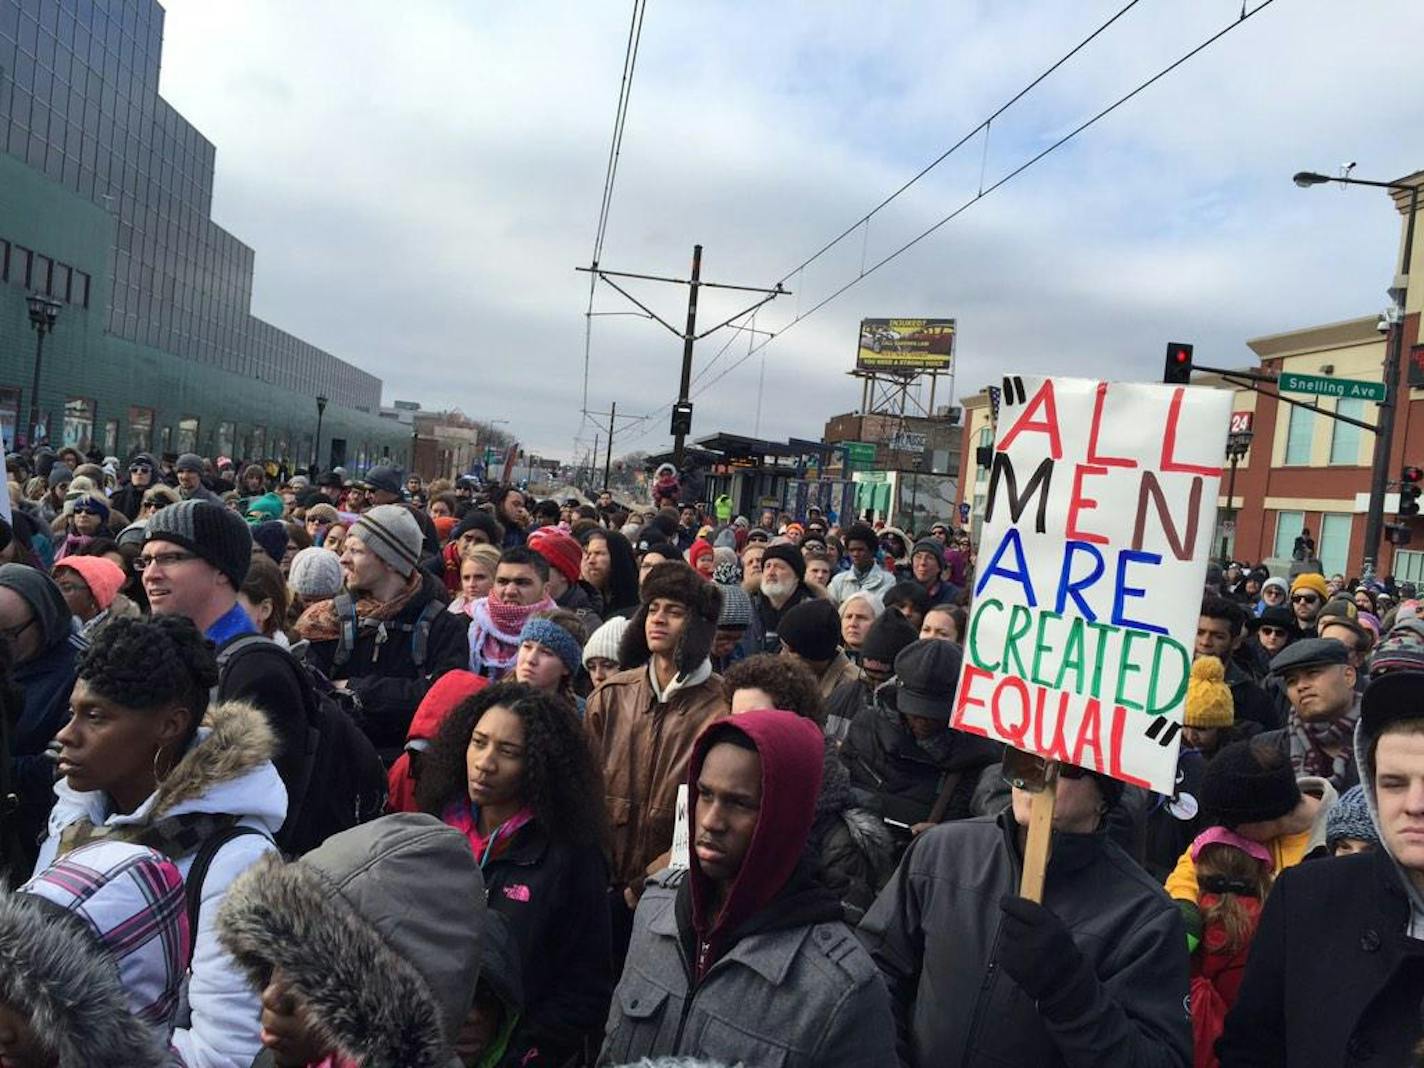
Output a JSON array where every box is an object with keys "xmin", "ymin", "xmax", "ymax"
[
  {"xmin": 0, "ymin": 842, "xmax": 188, "ymax": 1067},
  {"xmin": 619, "ymin": 561, "xmax": 722, "ymax": 677},
  {"xmin": 217, "ymin": 813, "xmax": 485, "ymax": 1068},
  {"xmin": 45, "ymin": 699, "xmax": 288, "ymax": 841}
]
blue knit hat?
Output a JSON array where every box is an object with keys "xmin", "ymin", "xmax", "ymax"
[
  {"xmin": 1326, "ymin": 784, "xmax": 1379, "ymax": 850},
  {"xmin": 519, "ymin": 617, "xmax": 583, "ymax": 678}
]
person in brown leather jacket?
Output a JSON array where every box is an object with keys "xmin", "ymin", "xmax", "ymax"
[{"xmin": 585, "ymin": 561, "xmax": 728, "ymax": 959}]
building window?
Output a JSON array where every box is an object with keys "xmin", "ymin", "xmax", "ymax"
[
  {"xmin": 1284, "ymin": 406, "xmax": 1313, "ymax": 465},
  {"xmin": 32, "ymin": 254, "xmax": 52, "ymax": 296},
  {"xmin": 1328, "ymin": 398, "xmax": 1365, "ymax": 465},
  {"xmin": 0, "ymin": 388, "xmax": 20, "ymax": 449},
  {"xmin": 127, "ymin": 406, "xmax": 154, "ymax": 453},
  {"xmin": 251, "ymin": 426, "xmax": 266, "ymax": 461},
  {"xmin": 102, "ymin": 419, "xmax": 118, "ymax": 455},
  {"xmin": 1273, "ymin": 510, "xmax": 1305, "ymax": 560},
  {"xmin": 63, "ymin": 397, "xmax": 94, "ymax": 451},
  {"xmin": 8, "ymin": 246, "xmax": 31, "ymax": 287},
  {"xmin": 1318, "ymin": 513, "xmax": 1352, "ymax": 578},
  {"xmin": 974, "ymin": 426, "xmax": 992, "ymax": 483},
  {"xmin": 175, "ymin": 416, "xmax": 199, "ymax": 455},
  {"xmin": 217, "ymin": 420, "xmax": 235, "ymax": 460}
]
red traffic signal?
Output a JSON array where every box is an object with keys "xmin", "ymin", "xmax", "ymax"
[
  {"xmin": 1403, "ymin": 466, "xmax": 1424, "ymax": 484},
  {"xmin": 1163, "ymin": 343, "xmax": 1193, "ymax": 385}
]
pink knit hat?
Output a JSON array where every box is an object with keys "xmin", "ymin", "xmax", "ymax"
[{"xmin": 54, "ymin": 556, "xmax": 126, "ymax": 609}]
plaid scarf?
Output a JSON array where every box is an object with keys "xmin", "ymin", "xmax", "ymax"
[
  {"xmin": 57, "ymin": 812, "xmax": 240, "ymax": 863},
  {"xmin": 295, "ymin": 571, "xmax": 423, "ymax": 643},
  {"xmin": 468, "ymin": 594, "xmax": 555, "ymax": 677},
  {"xmin": 1287, "ymin": 697, "xmax": 1361, "ymax": 786}
]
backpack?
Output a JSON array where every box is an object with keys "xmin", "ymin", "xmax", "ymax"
[
  {"xmin": 216, "ymin": 635, "xmax": 387, "ymax": 856},
  {"xmin": 329, "ymin": 591, "xmax": 444, "ymax": 671}
]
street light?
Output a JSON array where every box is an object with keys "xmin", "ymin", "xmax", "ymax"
[
  {"xmin": 1221, "ymin": 429, "xmax": 1254, "ymax": 564},
  {"xmin": 1295, "ymin": 169, "xmax": 1420, "ymax": 578},
  {"xmin": 314, "ymin": 394, "xmax": 328, "ymax": 474},
  {"xmin": 25, "ymin": 295, "xmax": 61, "ymax": 448}
]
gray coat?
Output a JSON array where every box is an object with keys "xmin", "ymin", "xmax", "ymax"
[
  {"xmin": 599, "ymin": 868, "xmax": 898, "ymax": 1068},
  {"xmin": 859, "ymin": 811, "xmax": 1191, "ymax": 1068}
]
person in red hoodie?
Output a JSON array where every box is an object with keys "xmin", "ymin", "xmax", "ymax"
[
  {"xmin": 387, "ymin": 669, "xmax": 487, "ymax": 812},
  {"xmin": 598, "ymin": 709, "xmax": 896, "ymax": 1067}
]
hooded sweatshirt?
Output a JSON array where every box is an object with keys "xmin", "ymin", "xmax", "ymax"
[
  {"xmin": 682, "ymin": 710, "xmax": 830, "ymax": 980},
  {"xmin": 387, "ymin": 669, "xmax": 488, "ymax": 813},
  {"xmin": 1354, "ymin": 682, "xmax": 1424, "ymax": 937}
]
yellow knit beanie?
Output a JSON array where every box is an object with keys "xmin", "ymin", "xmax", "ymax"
[
  {"xmin": 1290, "ymin": 572, "xmax": 1328, "ymax": 600},
  {"xmin": 1185, "ymin": 656, "xmax": 1234, "ymax": 728}
]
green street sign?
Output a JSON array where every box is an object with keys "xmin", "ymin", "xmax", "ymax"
[
  {"xmin": 1278, "ymin": 371, "xmax": 1386, "ymax": 403},
  {"xmin": 842, "ymin": 441, "xmax": 877, "ymax": 464}
]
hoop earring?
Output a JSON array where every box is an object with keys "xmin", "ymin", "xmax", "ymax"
[{"xmin": 153, "ymin": 746, "xmax": 172, "ymax": 784}]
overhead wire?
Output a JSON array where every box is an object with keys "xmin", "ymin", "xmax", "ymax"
[{"xmin": 689, "ymin": 0, "xmax": 1281, "ymax": 403}]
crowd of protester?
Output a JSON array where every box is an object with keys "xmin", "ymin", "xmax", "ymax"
[{"xmin": 0, "ymin": 448, "xmax": 1421, "ymax": 1065}]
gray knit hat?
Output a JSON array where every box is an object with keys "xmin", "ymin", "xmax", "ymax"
[
  {"xmin": 287, "ymin": 546, "xmax": 344, "ymax": 599},
  {"xmin": 716, "ymin": 584, "xmax": 754, "ymax": 630},
  {"xmin": 349, "ymin": 504, "xmax": 422, "ymax": 578},
  {"xmin": 583, "ymin": 616, "xmax": 630, "ymax": 667},
  {"xmin": 175, "ymin": 453, "xmax": 205, "ymax": 473},
  {"xmin": 144, "ymin": 498, "xmax": 253, "ymax": 590},
  {"xmin": 1325, "ymin": 784, "xmax": 1379, "ymax": 850}
]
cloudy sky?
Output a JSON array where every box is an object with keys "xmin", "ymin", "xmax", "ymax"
[{"xmin": 155, "ymin": 0, "xmax": 1424, "ymax": 461}]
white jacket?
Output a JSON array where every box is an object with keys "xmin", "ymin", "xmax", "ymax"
[
  {"xmin": 36, "ymin": 701, "xmax": 287, "ymax": 1068},
  {"xmin": 827, "ymin": 564, "xmax": 896, "ymax": 606}
]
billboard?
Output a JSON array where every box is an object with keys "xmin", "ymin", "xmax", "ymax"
[{"xmin": 856, "ymin": 318, "xmax": 956, "ymax": 372}]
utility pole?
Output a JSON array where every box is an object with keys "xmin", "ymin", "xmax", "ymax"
[
  {"xmin": 577, "ymin": 246, "xmax": 787, "ymax": 471},
  {"xmin": 604, "ymin": 401, "xmax": 616, "ymax": 490}
]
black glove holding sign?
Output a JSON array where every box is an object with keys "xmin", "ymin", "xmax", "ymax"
[{"xmin": 996, "ymin": 896, "xmax": 1099, "ymax": 1020}]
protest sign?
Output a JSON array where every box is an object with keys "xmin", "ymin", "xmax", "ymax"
[{"xmin": 952, "ymin": 374, "xmax": 1230, "ymax": 796}]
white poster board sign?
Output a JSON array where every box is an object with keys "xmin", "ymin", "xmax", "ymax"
[{"xmin": 951, "ymin": 375, "xmax": 1230, "ymax": 794}]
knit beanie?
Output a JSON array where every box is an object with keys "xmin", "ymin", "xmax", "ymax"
[
  {"xmin": 453, "ymin": 508, "xmax": 503, "ymax": 546},
  {"xmin": 583, "ymin": 616, "xmax": 630, "ymax": 667},
  {"xmin": 761, "ymin": 543, "xmax": 806, "ymax": 581},
  {"xmin": 53, "ymin": 556, "xmax": 126, "ymax": 610},
  {"xmin": 288, "ymin": 546, "xmax": 344, "ymax": 599},
  {"xmin": 1184, "ymin": 656, "xmax": 1234, "ymax": 728},
  {"xmin": 1290, "ymin": 572, "xmax": 1328, "ymax": 600},
  {"xmin": 519, "ymin": 617, "xmax": 583, "ymax": 678},
  {"xmin": 245, "ymin": 492, "xmax": 285, "ymax": 524},
  {"xmin": 910, "ymin": 538, "xmax": 944, "ymax": 564},
  {"xmin": 1325, "ymin": 784, "xmax": 1380, "ymax": 850},
  {"xmin": 251, "ymin": 520, "xmax": 288, "ymax": 567},
  {"xmin": 528, "ymin": 526, "xmax": 583, "ymax": 586},
  {"xmin": 175, "ymin": 453, "xmax": 205, "ymax": 473},
  {"xmin": 47, "ymin": 463, "xmax": 73, "ymax": 488},
  {"xmin": 144, "ymin": 499, "xmax": 253, "ymax": 590},
  {"xmin": 304, "ymin": 503, "xmax": 339, "ymax": 527},
  {"xmin": 859, "ymin": 610, "xmax": 918, "ymax": 665},
  {"xmin": 1261, "ymin": 576, "xmax": 1289, "ymax": 598},
  {"xmin": 1201, "ymin": 738, "xmax": 1301, "ymax": 830},
  {"xmin": 687, "ymin": 539, "xmax": 714, "ymax": 573},
  {"xmin": 69, "ymin": 492, "xmax": 110, "ymax": 522},
  {"xmin": 432, "ymin": 515, "xmax": 457, "ymax": 542},
  {"xmin": 778, "ymin": 598, "xmax": 841, "ymax": 662},
  {"xmin": 717, "ymin": 584, "xmax": 754, "ymax": 630},
  {"xmin": 1368, "ymin": 617, "xmax": 1424, "ymax": 676},
  {"xmin": 349, "ymin": 504, "xmax": 423, "ymax": 578}
]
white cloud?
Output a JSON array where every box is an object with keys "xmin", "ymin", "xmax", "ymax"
[{"xmin": 155, "ymin": 0, "xmax": 1424, "ymax": 458}]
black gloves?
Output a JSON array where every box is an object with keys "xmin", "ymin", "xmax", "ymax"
[{"xmin": 996, "ymin": 895, "xmax": 1097, "ymax": 1020}]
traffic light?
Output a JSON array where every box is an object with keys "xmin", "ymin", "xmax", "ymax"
[
  {"xmin": 1163, "ymin": 342, "xmax": 1193, "ymax": 385},
  {"xmin": 1400, "ymin": 465, "xmax": 1423, "ymax": 518},
  {"xmin": 670, "ymin": 401, "xmax": 693, "ymax": 437}
]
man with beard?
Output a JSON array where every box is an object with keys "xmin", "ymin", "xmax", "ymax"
[{"xmin": 746, "ymin": 544, "xmax": 815, "ymax": 655}]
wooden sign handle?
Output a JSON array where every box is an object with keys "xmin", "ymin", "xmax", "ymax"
[{"xmin": 1018, "ymin": 760, "xmax": 1059, "ymax": 903}]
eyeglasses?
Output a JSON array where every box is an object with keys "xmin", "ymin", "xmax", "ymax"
[
  {"xmin": 1001, "ymin": 746, "xmax": 1092, "ymax": 792},
  {"xmin": 141, "ymin": 498, "xmax": 167, "ymax": 510},
  {"xmin": 1291, "ymin": 594, "xmax": 1320, "ymax": 605},
  {"xmin": 135, "ymin": 550, "xmax": 199, "ymax": 570},
  {"xmin": 1258, "ymin": 626, "xmax": 1289, "ymax": 638},
  {"xmin": 128, "ymin": 464, "xmax": 152, "ymax": 475},
  {"xmin": 0, "ymin": 617, "xmax": 36, "ymax": 643}
]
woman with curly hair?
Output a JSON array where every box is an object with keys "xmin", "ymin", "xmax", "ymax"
[{"xmin": 417, "ymin": 682, "xmax": 612, "ymax": 1065}]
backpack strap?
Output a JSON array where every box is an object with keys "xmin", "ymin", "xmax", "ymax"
[
  {"xmin": 185, "ymin": 824, "xmax": 270, "ymax": 965},
  {"xmin": 212, "ymin": 633, "xmax": 278, "ymax": 706},
  {"xmin": 410, "ymin": 599, "xmax": 442, "ymax": 672},
  {"xmin": 332, "ymin": 591, "xmax": 359, "ymax": 669}
]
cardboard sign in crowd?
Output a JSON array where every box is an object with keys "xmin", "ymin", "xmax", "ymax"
[{"xmin": 953, "ymin": 374, "xmax": 1230, "ymax": 795}]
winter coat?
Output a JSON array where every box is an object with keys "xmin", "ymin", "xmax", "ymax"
[
  {"xmin": 35, "ymin": 701, "xmax": 287, "ymax": 1068},
  {"xmin": 1217, "ymin": 847, "xmax": 1424, "ymax": 1066},
  {"xmin": 812, "ymin": 746, "xmax": 896, "ymax": 924},
  {"xmin": 599, "ymin": 866, "xmax": 897, "ymax": 1068},
  {"xmin": 218, "ymin": 813, "xmax": 484, "ymax": 1068},
  {"xmin": 827, "ymin": 563, "xmax": 896, "ymax": 605},
  {"xmin": 841, "ymin": 682, "xmax": 1001, "ymax": 828},
  {"xmin": 584, "ymin": 664, "xmax": 728, "ymax": 890},
  {"xmin": 859, "ymin": 810, "xmax": 1192, "ymax": 1068},
  {"xmin": 11, "ymin": 625, "xmax": 84, "ymax": 855},
  {"xmin": 1192, "ymin": 895, "xmax": 1261, "ymax": 1068},
  {"xmin": 556, "ymin": 579, "xmax": 605, "ymax": 636},
  {"xmin": 1224, "ymin": 659, "xmax": 1282, "ymax": 731},
  {"xmin": 816, "ymin": 649, "xmax": 862, "ymax": 701},
  {"xmin": 477, "ymin": 819, "xmax": 613, "ymax": 1063},
  {"xmin": 824, "ymin": 673, "xmax": 875, "ymax": 746},
  {"xmin": 744, "ymin": 582, "xmax": 816, "ymax": 655},
  {"xmin": 302, "ymin": 571, "xmax": 471, "ymax": 753}
]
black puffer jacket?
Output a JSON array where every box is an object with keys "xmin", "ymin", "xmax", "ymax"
[
  {"xmin": 811, "ymin": 746, "xmax": 896, "ymax": 924},
  {"xmin": 859, "ymin": 810, "xmax": 1191, "ymax": 1068},
  {"xmin": 840, "ymin": 682, "xmax": 1001, "ymax": 828}
]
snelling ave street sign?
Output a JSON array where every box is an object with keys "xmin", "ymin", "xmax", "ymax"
[{"xmin": 1278, "ymin": 371, "xmax": 1387, "ymax": 403}]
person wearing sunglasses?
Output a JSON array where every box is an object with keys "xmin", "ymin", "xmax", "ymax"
[
  {"xmin": 861, "ymin": 742, "xmax": 1191, "ymax": 1068},
  {"xmin": 1255, "ymin": 575, "xmax": 1289, "ymax": 616},
  {"xmin": 1250, "ymin": 603, "xmax": 1296, "ymax": 662},
  {"xmin": 0, "ymin": 563, "xmax": 84, "ymax": 873},
  {"xmin": 109, "ymin": 452, "xmax": 157, "ymax": 521},
  {"xmin": 1288, "ymin": 572, "xmax": 1328, "ymax": 635},
  {"xmin": 138, "ymin": 484, "xmax": 180, "ymax": 517},
  {"xmin": 53, "ymin": 492, "xmax": 111, "ymax": 563}
]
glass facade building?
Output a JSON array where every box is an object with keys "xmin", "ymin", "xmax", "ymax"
[{"xmin": 0, "ymin": 0, "xmax": 386, "ymax": 429}]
